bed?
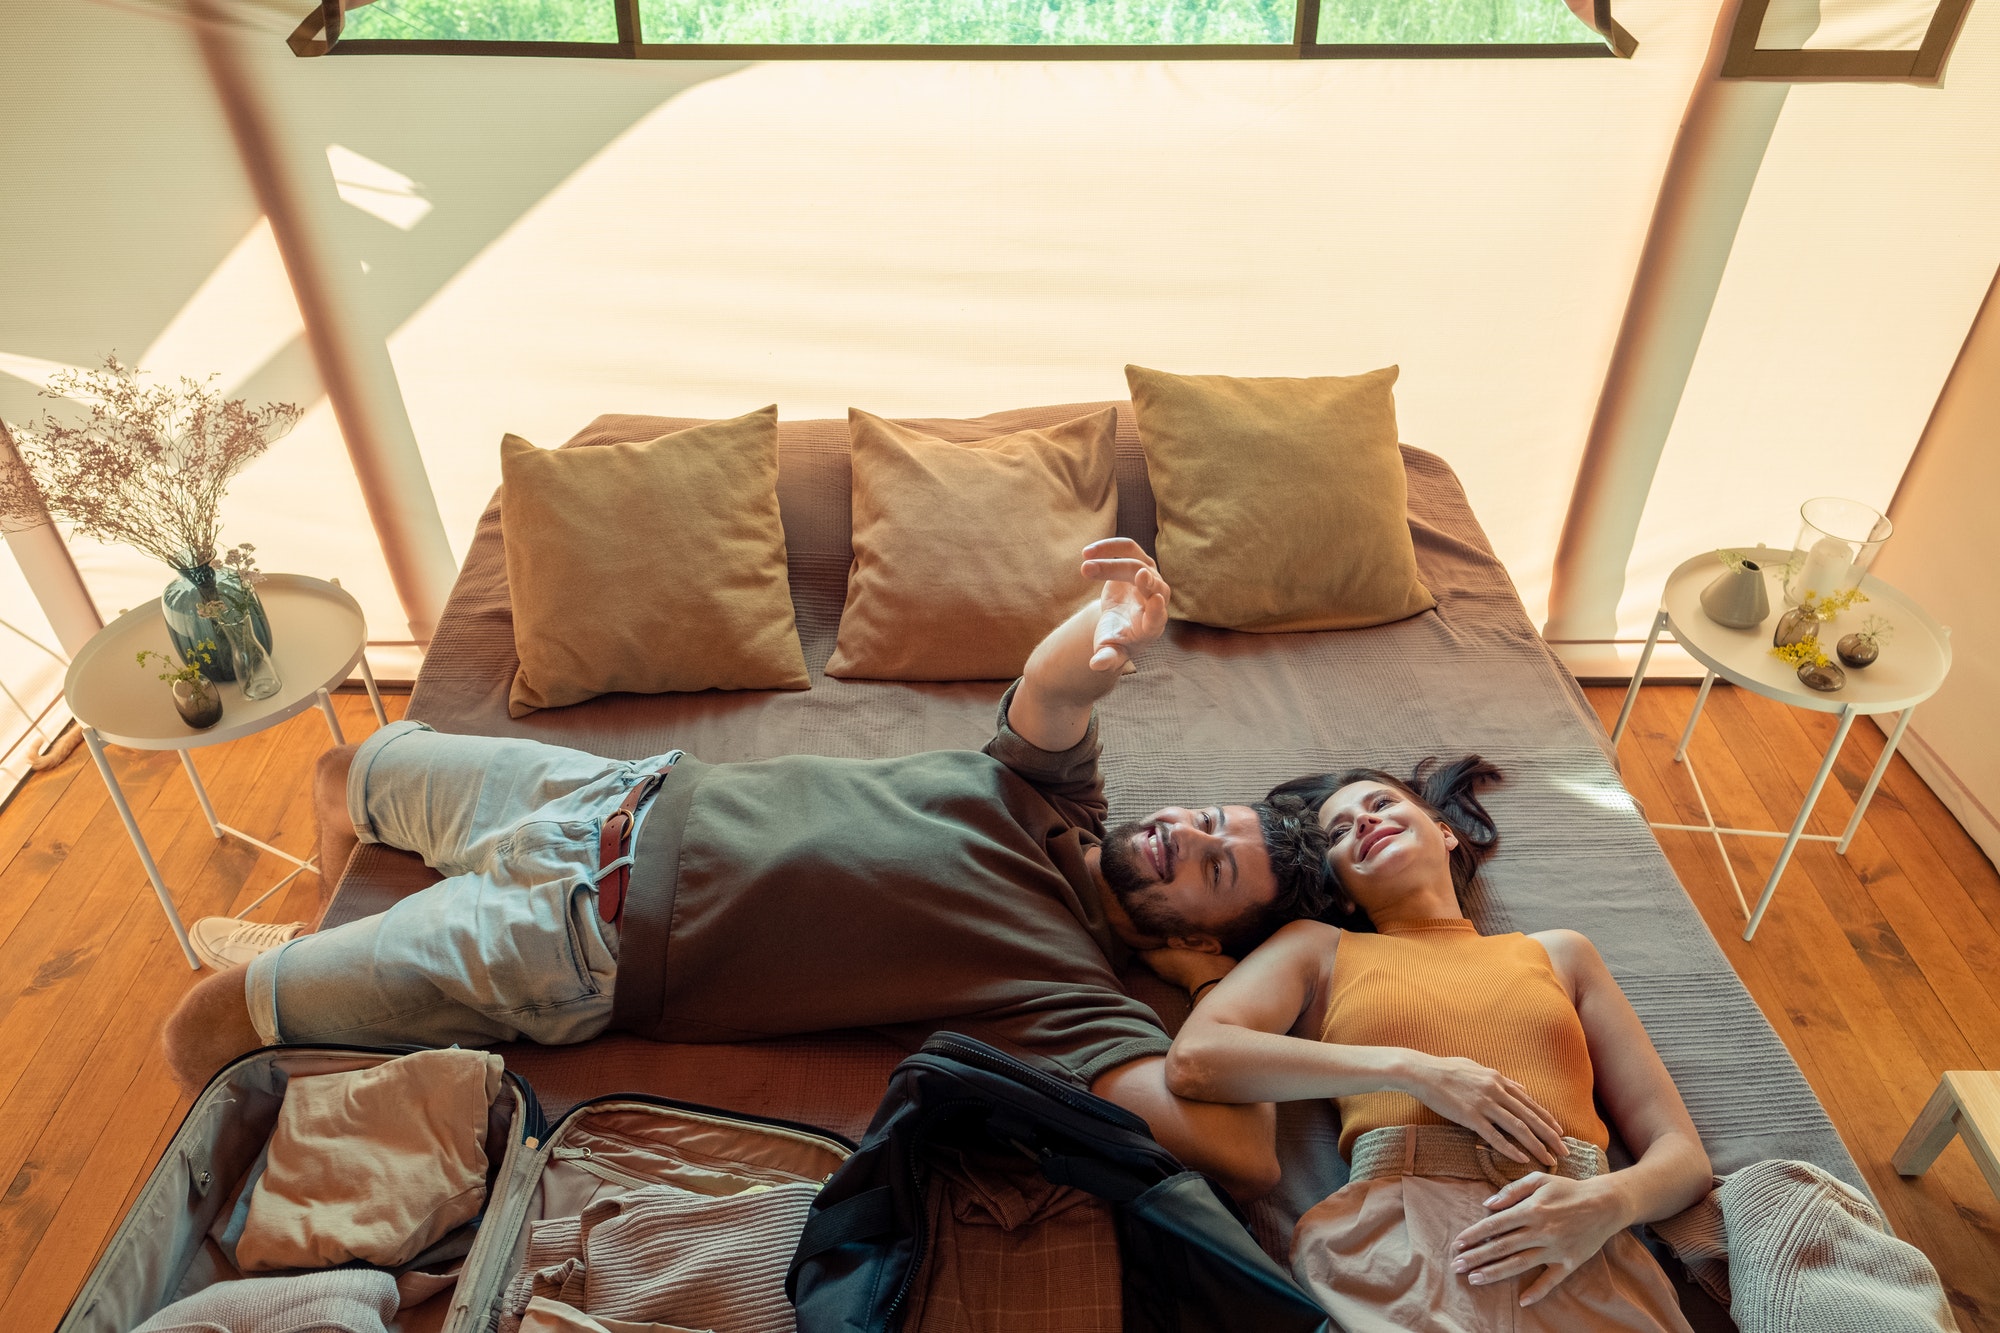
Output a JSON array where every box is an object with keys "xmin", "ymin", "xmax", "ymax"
[{"xmin": 322, "ymin": 400, "xmax": 1863, "ymax": 1305}]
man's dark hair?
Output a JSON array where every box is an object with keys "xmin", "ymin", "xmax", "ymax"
[{"xmin": 1216, "ymin": 795, "xmax": 1332, "ymax": 957}]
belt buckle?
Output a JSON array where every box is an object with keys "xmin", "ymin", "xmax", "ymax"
[{"xmin": 1472, "ymin": 1142, "xmax": 1537, "ymax": 1190}]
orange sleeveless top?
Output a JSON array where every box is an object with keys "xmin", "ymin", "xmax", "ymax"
[{"xmin": 1317, "ymin": 918, "xmax": 1608, "ymax": 1159}]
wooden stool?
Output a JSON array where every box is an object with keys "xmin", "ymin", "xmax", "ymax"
[{"xmin": 1892, "ymin": 1071, "xmax": 2000, "ymax": 1198}]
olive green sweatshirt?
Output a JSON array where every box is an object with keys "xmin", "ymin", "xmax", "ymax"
[{"xmin": 609, "ymin": 688, "xmax": 1169, "ymax": 1082}]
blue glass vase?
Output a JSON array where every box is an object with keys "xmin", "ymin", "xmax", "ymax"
[{"xmin": 162, "ymin": 566, "xmax": 273, "ymax": 684}]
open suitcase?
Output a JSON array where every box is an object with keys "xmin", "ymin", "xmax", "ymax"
[{"xmin": 58, "ymin": 1045, "xmax": 856, "ymax": 1333}]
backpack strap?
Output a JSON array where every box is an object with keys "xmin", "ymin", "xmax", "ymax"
[{"xmin": 792, "ymin": 1186, "xmax": 897, "ymax": 1266}]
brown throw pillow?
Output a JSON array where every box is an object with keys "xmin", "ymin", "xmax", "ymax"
[
  {"xmin": 1123, "ymin": 365, "xmax": 1435, "ymax": 632},
  {"xmin": 826, "ymin": 407, "xmax": 1119, "ymax": 681},
  {"xmin": 501, "ymin": 406, "xmax": 809, "ymax": 716}
]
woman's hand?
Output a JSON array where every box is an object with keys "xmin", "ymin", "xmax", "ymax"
[
  {"xmin": 1079, "ymin": 538, "xmax": 1169, "ymax": 671},
  {"xmin": 1450, "ymin": 1173, "xmax": 1629, "ymax": 1305},
  {"xmin": 1400, "ymin": 1053, "xmax": 1570, "ymax": 1168},
  {"xmin": 1141, "ymin": 946, "xmax": 1234, "ymax": 995}
]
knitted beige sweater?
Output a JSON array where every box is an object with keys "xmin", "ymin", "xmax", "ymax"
[{"xmin": 1653, "ymin": 1159, "xmax": 1958, "ymax": 1333}]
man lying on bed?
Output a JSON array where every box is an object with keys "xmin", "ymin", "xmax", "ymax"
[{"xmin": 162, "ymin": 539, "xmax": 1329, "ymax": 1200}]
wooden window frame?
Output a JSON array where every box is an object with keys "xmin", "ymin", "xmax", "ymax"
[{"xmin": 1721, "ymin": 0, "xmax": 1975, "ymax": 82}]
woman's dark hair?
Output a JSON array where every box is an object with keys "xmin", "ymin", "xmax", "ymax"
[{"xmin": 1267, "ymin": 756, "xmax": 1503, "ymax": 925}]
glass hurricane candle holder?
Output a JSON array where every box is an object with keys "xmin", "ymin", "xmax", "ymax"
[{"xmin": 1784, "ymin": 497, "xmax": 1891, "ymax": 607}]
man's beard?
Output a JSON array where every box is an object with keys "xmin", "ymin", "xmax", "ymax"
[{"xmin": 1099, "ymin": 818, "xmax": 1198, "ymax": 940}]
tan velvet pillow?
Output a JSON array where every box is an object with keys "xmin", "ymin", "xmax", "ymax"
[
  {"xmin": 501, "ymin": 406, "xmax": 809, "ymax": 716},
  {"xmin": 1123, "ymin": 365, "xmax": 1435, "ymax": 632},
  {"xmin": 826, "ymin": 407, "xmax": 1119, "ymax": 681}
]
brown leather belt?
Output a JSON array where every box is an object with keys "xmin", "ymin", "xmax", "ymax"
[
  {"xmin": 596, "ymin": 763, "xmax": 676, "ymax": 925},
  {"xmin": 1348, "ymin": 1124, "xmax": 1607, "ymax": 1188}
]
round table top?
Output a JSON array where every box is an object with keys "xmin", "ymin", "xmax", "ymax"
[
  {"xmin": 66, "ymin": 573, "xmax": 370, "ymax": 750},
  {"xmin": 1662, "ymin": 548, "xmax": 1951, "ymax": 716}
]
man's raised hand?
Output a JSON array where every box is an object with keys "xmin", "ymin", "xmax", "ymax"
[{"xmin": 1081, "ymin": 538, "xmax": 1170, "ymax": 672}]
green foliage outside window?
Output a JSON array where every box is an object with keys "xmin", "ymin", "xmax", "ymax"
[{"xmin": 339, "ymin": 0, "xmax": 1596, "ymax": 46}]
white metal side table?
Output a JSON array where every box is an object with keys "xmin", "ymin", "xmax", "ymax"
[
  {"xmin": 1611, "ymin": 548, "xmax": 1950, "ymax": 941},
  {"xmin": 64, "ymin": 574, "xmax": 389, "ymax": 969}
]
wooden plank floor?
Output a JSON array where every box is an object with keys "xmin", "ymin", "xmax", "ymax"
[
  {"xmin": 1590, "ymin": 681, "xmax": 2000, "ymax": 1332},
  {"xmin": 1, "ymin": 682, "xmax": 1996, "ymax": 1328}
]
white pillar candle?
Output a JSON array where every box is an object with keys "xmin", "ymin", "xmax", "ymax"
[{"xmin": 1796, "ymin": 535, "xmax": 1853, "ymax": 602}]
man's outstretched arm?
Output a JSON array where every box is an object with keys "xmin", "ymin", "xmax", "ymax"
[
  {"xmin": 1008, "ymin": 539, "xmax": 1169, "ymax": 753},
  {"xmin": 1093, "ymin": 1055, "xmax": 1281, "ymax": 1202}
]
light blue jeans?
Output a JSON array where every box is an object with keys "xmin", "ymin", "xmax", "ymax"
[{"xmin": 244, "ymin": 720, "xmax": 680, "ymax": 1049}]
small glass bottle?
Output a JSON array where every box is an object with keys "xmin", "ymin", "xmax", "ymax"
[{"xmin": 216, "ymin": 605, "xmax": 283, "ymax": 701}]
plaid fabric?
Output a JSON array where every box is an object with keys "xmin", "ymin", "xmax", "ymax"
[{"xmin": 901, "ymin": 1146, "xmax": 1122, "ymax": 1333}]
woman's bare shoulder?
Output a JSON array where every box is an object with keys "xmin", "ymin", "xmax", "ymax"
[
  {"xmin": 1529, "ymin": 927, "xmax": 1599, "ymax": 958},
  {"xmin": 1529, "ymin": 928, "xmax": 1611, "ymax": 990},
  {"xmin": 1262, "ymin": 918, "xmax": 1343, "ymax": 952}
]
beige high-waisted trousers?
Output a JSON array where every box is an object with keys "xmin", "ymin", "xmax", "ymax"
[{"xmin": 1291, "ymin": 1173, "xmax": 1694, "ymax": 1332}]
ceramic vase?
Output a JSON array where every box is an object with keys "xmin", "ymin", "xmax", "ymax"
[
  {"xmin": 1797, "ymin": 661, "xmax": 1846, "ymax": 693},
  {"xmin": 172, "ymin": 677, "xmax": 223, "ymax": 729},
  {"xmin": 1700, "ymin": 562, "xmax": 1770, "ymax": 629}
]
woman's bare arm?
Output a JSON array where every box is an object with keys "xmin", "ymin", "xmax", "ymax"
[
  {"xmin": 1166, "ymin": 920, "xmax": 1567, "ymax": 1166},
  {"xmin": 1450, "ymin": 930, "xmax": 1712, "ymax": 1304},
  {"xmin": 1553, "ymin": 929, "xmax": 1711, "ymax": 1220}
]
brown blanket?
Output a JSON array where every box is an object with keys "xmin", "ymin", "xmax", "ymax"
[{"xmin": 324, "ymin": 402, "xmax": 1865, "ymax": 1260}]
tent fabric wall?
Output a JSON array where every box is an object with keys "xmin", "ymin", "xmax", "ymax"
[
  {"xmin": 1, "ymin": 0, "xmax": 1997, "ymax": 793},
  {"xmin": 1622, "ymin": 0, "xmax": 2000, "ymax": 639},
  {"xmin": 1872, "ymin": 264, "xmax": 2000, "ymax": 868}
]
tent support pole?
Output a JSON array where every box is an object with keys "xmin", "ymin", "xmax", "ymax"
[
  {"xmin": 188, "ymin": 0, "xmax": 457, "ymax": 646},
  {"xmin": 1544, "ymin": 0, "xmax": 1792, "ymax": 649},
  {"xmin": 0, "ymin": 417, "xmax": 102, "ymax": 658}
]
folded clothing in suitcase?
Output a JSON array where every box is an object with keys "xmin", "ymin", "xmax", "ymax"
[
  {"xmin": 58, "ymin": 1048, "xmax": 853, "ymax": 1333},
  {"xmin": 458, "ymin": 1092, "xmax": 854, "ymax": 1333},
  {"xmin": 59, "ymin": 1047, "xmax": 540, "ymax": 1333}
]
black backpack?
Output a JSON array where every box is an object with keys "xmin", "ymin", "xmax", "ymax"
[{"xmin": 786, "ymin": 1032, "xmax": 1330, "ymax": 1333}]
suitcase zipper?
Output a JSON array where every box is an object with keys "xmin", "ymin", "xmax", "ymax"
[
  {"xmin": 548, "ymin": 1144, "xmax": 679, "ymax": 1191},
  {"xmin": 878, "ymin": 1096, "xmax": 986, "ymax": 1329}
]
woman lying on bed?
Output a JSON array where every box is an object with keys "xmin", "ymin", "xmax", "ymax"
[{"xmin": 1159, "ymin": 758, "xmax": 1711, "ymax": 1332}]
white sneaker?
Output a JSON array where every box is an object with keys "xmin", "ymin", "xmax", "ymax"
[{"xmin": 190, "ymin": 917, "xmax": 306, "ymax": 970}]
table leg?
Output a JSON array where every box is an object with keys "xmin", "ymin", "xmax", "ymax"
[
  {"xmin": 1838, "ymin": 707, "xmax": 1914, "ymax": 855},
  {"xmin": 82, "ymin": 727, "xmax": 200, "ymax": 970},
  {"xmin": 358, "ymin": 654, "xmax": 388, "ymax": 727},
  {"xmin": 315, "ymin": 687, "xmax": 347, "ymax": 745},
  {"xmin": 1611, "ymin": 608, "xmax": 1668, "ymax": 747},
  {"xmin": 1673, "ymin": 671, "xmax": 1715, "ymax": 764},
  {"xmin": 1891, "ymin": 1076, "xmax": 1963, "ymax": 1177},
  {"xmin": 1744, "ymin": 704, "xmax": 1856, "ymax": 941},
  {"xmin": 179, "ymin": 749, "xmax": 223, "ymax": 839}
]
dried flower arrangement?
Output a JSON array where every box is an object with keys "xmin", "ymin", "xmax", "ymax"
[
  {"xmin": 1799, "ymin": 586, "xmax": 1868, "ymax": 621},
  {"xmin": 0, "ymin": 355, "xmax": 299, "ymax": 572},
  {"xmin": 1772, "ymin": 637, "xmax": 1830, "ymax": 670},
  {"xmin": 1715, "ymin": 548, "xmax": 1756, "ymax": 573},
  {"xmin": 1849, "ymin": 614, "xmax": 1893, "ymax": 649}
]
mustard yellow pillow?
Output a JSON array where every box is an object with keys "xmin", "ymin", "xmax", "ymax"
[
  {"xmin": 826, "ymin": 407, "xmax": 1119, "ymax": 681},
  {"xmin": 1123, "ymin": 365, "xmax": 1435, "ymax": 632},
  {"xmin": 501, "ymin": 406, "xmax": 808, "ymax": 715}
]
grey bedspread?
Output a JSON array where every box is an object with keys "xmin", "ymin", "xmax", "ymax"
[{"xmin": 324, "ymin": 401, "xmax": 1864, "ymax": 1250}]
